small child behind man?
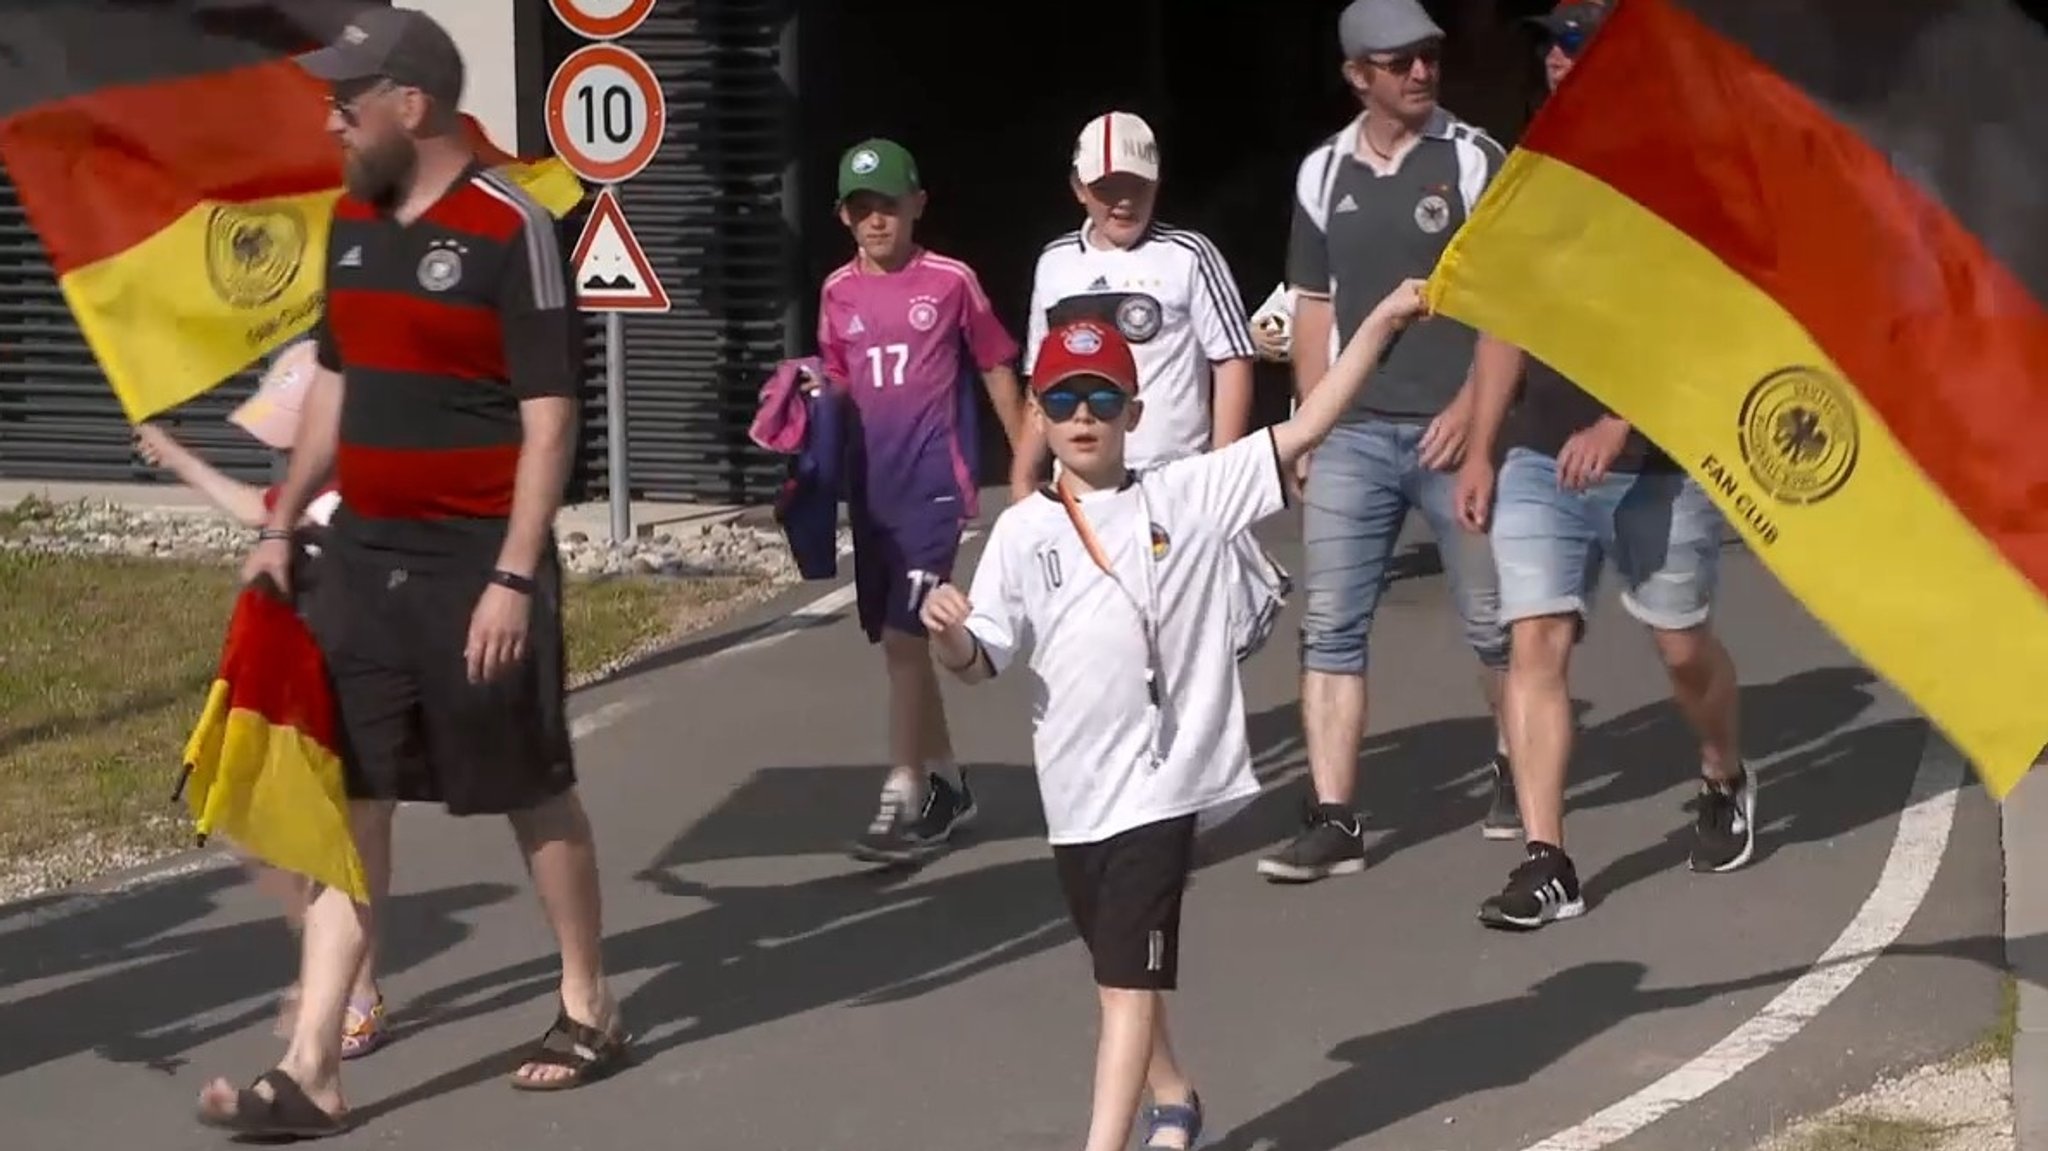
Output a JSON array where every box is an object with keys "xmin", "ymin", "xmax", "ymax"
[
  {"xmin": 918, "ymin": 280, "xmax": 1434, "ymax": 1151},
  {"xmin": 133, "ymin": 339, "xmax": 385, "ymax": 1058}
]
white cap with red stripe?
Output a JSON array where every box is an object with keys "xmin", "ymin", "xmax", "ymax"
[{"xmin": 1073, "ymin": 111, "xmax": 1160, "ymax": 184}]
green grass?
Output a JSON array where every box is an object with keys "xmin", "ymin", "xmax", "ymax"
[
  {"xmin": 1963, "ymin": 972, "xmax": 2020, "ymax": 1064},
  {"xmin": 1781, "ymin": 1115, "xmax": 1949, "ymax": 1151},
  {"xmin": 0, "ymin": 549, "xmax": 766, "ymax": 869}
]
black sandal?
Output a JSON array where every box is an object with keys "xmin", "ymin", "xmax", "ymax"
[
  {"xmin": 196, "ymin": 1069, "xmax": 350, "ymax": 1139},
  {"xmin": 508, "ymin": 1009, "xmax": 631, "ymax": 1092}
]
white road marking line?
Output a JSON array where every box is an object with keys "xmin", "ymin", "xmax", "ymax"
[
  {"xmin": 1526, "ymin": 728, "xmax": 1966, "ymax": 1151},
  {"xmin": 569, "ymin": 698, "xmax": 645, "ymax": 741}
]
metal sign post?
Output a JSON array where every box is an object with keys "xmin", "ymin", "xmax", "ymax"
[
  {"xmin": 546, "ymin": 16, "xmax": 670, "ymax": 546},
  {"xmin": 604, "ymin": 308, "xmax": 628, "ymax": 543}
]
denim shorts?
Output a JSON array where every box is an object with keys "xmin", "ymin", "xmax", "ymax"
[
  {"xmin": 1300, "ymin": 420, "xmax": 1507, "ymax": 675},
  {"xmin": 1490, "ymin": 447, "xmax": 1725, "ymax": 631}
]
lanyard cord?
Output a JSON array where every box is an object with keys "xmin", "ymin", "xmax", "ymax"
[{"xmin": 1055, "ymin": 478, "xmax": 1168, "ymax": 767}]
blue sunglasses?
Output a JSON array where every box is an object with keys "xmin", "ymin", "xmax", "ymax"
[
  {"xmin": 1552, "ymin": 23, "xmax": 1591, "ymax": 56},
  {"xmin": 1039, "ymin": 387, "xmax": 1130, "ymax": 423}
]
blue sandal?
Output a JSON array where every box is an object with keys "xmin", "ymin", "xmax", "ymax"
[{"xmin": 1141, "ymin": 1090, "xmax": 1203, "ymax": 1149}]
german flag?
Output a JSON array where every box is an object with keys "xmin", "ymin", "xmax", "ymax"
[
  {"xmin": 180, "ymin": 580, "xmax": 367, "ymax": 903},
  {"xmin": 1426, "ymin": 0, "xmax": 2048, "ymax": 799},
  {"xmin": 0, "ymin": 0, "xmax": 584, "ymax": 423}
]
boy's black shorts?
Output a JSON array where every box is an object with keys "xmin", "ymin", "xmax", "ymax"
[
  {"xmin": 1053, "ymin": 814, "xmax": 1198, "ymax": 991},
  {"xmin": 305, "ymin": 539, "xmax": 577, "ymax": 816}
]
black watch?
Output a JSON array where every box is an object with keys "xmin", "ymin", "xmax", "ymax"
[{"xmin": 489, "ymin": 569, "xmax": 536, "ymax": 595}]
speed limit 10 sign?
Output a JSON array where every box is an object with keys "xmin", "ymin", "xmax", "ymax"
[{"xmin": 545, "ymin": 42, "xmax": 667, "ymax": 184}]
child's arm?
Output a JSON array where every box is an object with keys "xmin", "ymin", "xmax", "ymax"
[
  {"xmin": 134, "ymin": 425, "xmax": 269, "ymax": 528},
  {"xmin": 922, "ymin": 522, "xmax": 1025, "ymax": 684},
  {"xmin": 1269, "ymin": 278, "xmax": 1433, "ymax": 467}
]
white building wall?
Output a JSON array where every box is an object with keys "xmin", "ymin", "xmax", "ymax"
[{"xmin": 413, "ymin": 0, "xmax": 523, "ymax": 152}]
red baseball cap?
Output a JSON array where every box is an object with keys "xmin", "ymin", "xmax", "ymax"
[{"xmin": 1033, "ymin": 320, "xmax": 1139, "ymax": 395}]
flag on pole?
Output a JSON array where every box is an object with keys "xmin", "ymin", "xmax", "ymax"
[
  {"xmin": 180, "ymin": 580, "xmax": 367, "ymax": 903},
  {"xmin": 1425, "ymin": 0, "xmax": 2048, "ymax": 799},
  {"xmin": 0, "ymin": 0, "xmax": 585, "ymax": 423}
]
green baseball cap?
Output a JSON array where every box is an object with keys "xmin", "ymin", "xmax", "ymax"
[{"xmin": 837, "ymin": 138, "xmax": 920, "ymax": 201}]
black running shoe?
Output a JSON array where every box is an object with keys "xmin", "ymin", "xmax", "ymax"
[
  {"xmin": 850, "ymin": 772, "xmax": 975, "ymax": 864},
  {"xmin": 1478, "ymin": 842, "xmax": 1586, "ymax": 930},
  {"xmin": 1689, "ymin": 764, "xmax": 1756, "ymax": 873},
  {"xmin": 1481, "ymin": 754, "xmax": 1523, "ymax": 840},
  {"xmin": 1256, "ymin": 803, "xmax": 1366, "ymax": 883}
]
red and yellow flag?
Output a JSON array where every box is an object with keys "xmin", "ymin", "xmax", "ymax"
[
  {"xmin": 181, "ymin": 583, "xmax": 367, "ymax": 903},
  {"xmin": 1426, "ymin": 0, "xmax": 2048, "ymax": 798},
  {"xmin": 0, "ymin": 0, "xmax": 584, "ymax": 423}
]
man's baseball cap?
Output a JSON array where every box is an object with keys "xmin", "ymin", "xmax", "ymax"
[
  {"xmin": 296, "ymin": 5, "xmax": 464, "ymax": 105},
  {"xmin": 229, "ymin": 339, "xmax": 319, "ymax": 451},
  {"xmin": 1073, "ymin": 111, "xmax": 1160, "ymax": 185},
  {"xmin": 1525, "ymin": 0, "xmax": 1612, "ymax": 42},
  {"xmin": 1032, "ymin": 321, "xmax": 1139, "ymax": 396},
  {"xmin": 1339, "ymin": 0, "xmax": 1446, "ymax": 57},
  {"xmin": 837, "ymin": 138, "xmax": 921, "ymax": 201}
]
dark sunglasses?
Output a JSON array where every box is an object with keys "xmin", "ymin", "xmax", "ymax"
[
  {"xmin": 1039, "ymin": 387, "xmax": 1130, "ymax": 423},
  {"xmin": 328, "ymin": 77, "xmax": 395, "ymax": 126},
  {"xmin": 1368, "ymin": 43, "xmax": 1443, "ymax": 73}
]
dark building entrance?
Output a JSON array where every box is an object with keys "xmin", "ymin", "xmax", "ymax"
[{"xmin": 791, "ymin": 0, "xmax": 1554, "ymax": 477}]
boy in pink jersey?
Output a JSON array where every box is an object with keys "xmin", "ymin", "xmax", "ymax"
[{"xmin": 816, "ymin": 137, "xmax": 1027, "ymax": 863}]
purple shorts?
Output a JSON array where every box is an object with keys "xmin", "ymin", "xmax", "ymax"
[{"xmin": 852, "ymin": 508, "xmax": 964, "ymax": 643}]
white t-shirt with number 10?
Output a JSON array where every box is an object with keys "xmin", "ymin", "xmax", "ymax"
[{"xmin": 963, "ymin": 430, "xmax": 1287, "ymax": 845}]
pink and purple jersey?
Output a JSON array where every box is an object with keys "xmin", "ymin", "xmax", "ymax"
[{"xmin": 817, "ymin": 248, "xmax": 1017, "ymax": 524}]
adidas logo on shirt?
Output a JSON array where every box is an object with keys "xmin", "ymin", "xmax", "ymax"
[
  {"xmin": 846, "ymin": 316, "xmax": 865, "ymax": 335},
  {"xmin": 339, "ymin": 245, "xmax": 363, "ymax": 267},
  {"xmin": 1087, "ymin": 275, "xmax": 1111, "ymax": 291},
  {"xmin": 1334, "ymin": 193, "xmax": 1359, "ymax": 213}
]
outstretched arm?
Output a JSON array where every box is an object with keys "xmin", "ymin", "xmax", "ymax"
[{"xmin": 1270, "ymin": 279, "xmax": 1432, "ymax": 466}]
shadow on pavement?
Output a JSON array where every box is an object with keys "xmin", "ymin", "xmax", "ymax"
[
  {"xmin": 342, "ymin": 664, "xmax": 1908, "ymax": 1123},
  {"xmin": 0, "ymin": 878, "xmax": 514, "ymax": 1078},
  {"xmin": 1208, "ymin": 932, "xmax": 2013, "ymax": 1151}
]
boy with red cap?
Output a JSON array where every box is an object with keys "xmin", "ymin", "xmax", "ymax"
[{"xmin": 918, "ymin": 278, "xmax": 1432, "ymax": 1151}]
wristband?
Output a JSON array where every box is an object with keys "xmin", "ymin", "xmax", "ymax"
[
  {"xmin": 489, "ymin": 569, "xmax": 536, "ymax": 595},
  {"xmin": 257, "ymin": 527, "xmax": 291, "ymax": 543}
]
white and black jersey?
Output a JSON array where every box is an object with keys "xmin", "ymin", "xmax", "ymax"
[{"xmin": 1025, "ymin": 220, "xmax": 1257, "ymax": 469}]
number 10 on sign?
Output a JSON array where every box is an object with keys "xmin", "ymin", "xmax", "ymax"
[{"xmin": 546, "ymin": 43, "xmax": 666, "ymax": 184}]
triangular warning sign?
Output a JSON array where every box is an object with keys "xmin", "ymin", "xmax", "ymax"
[{"xmin": 571, "ymin": 187, "xmax": 670, "ymax": 312}]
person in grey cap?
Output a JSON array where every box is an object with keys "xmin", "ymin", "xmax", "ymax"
[
  {"xmin": 1258, "ymin": 0, "xmax": 1527, "ymax": 885},
  {"xmin": 198, "ymin": 7, "xmax": 628, "ymax": 1137}
]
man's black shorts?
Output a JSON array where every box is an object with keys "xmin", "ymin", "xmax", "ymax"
[
  {"xmin": 307, "ymin": 539, "xmax": 577, "ymax": 816},
  {"xmin": 1052, "ymin": 813, "xmax": 1198, "ymax": 991}
]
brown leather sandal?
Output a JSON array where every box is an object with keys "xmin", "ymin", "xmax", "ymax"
[{"xmin": 508, "ymin": 1009, "xmax": 631, "ymax": 1092}]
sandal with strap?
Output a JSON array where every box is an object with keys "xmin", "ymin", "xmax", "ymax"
[
  {"xmin": 508, "ymin": 1008, "xmax": 632, "ymax": 1092},
  {"xmin": 196, "ymin": 1068, "xmax": 350, "ymax": 1139},
  {"xmin": 1142, "ymin": 1090, "xmax": 1204, "ymax": 1149},
  {"xmin": 341, "ymin": 993, "xmax": 387, "ymax": 1060}
]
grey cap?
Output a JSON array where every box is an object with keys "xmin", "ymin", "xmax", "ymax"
[
  {"xmin": 296, "ymin": 5, "xmax": 464, "ymax": 105},
  {"xmin": 1338, "ymin": 0, "xmax": 1446, "ymax": 57}
]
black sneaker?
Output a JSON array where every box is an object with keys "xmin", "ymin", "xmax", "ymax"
[
  {"xmin": 1256, "ymin": 803, "xmax": 1366, "ymax": 883},
  {"xmin": 850, "ymin": 772, "xmax": 975, "ymax": 864},
  {"xmin": 1689, "ymin": 764, "xmax": 1756, "ymax": 873},
  {"xmin": 1481, "ymin": 754, "xmax": 1523, "ymax": 840},
  {"xmin": 1478, "ymin": 842, "xmax": 1586, "ymax": 930}
]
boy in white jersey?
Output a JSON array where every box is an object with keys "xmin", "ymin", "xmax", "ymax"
[{"xmin": 920, "ymin": 279, "xmax": 1433, "ymax": 1151}]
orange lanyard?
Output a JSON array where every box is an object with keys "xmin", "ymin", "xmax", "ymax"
[
  {"xmin": 1055, "ymin": 480, "xmax": 1120, "ymax": 576},
  {"xmin": 1056, "ymin": 479, "xmax": 1164, "ymax": 710}
]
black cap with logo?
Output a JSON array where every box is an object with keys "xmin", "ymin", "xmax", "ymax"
[{"xmin": 295, "ymin": 5, "xmax": 464, "ymax": 105}]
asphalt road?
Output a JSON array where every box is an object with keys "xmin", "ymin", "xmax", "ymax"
[{"xmin": 0, "ymin": 504, "xmax": 2007, "ymax": 1151}]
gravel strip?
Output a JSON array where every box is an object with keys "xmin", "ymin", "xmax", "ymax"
[{"xmin": 1755, "ymin": 1057, "xmax": 2014, "ymax": 1151}]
